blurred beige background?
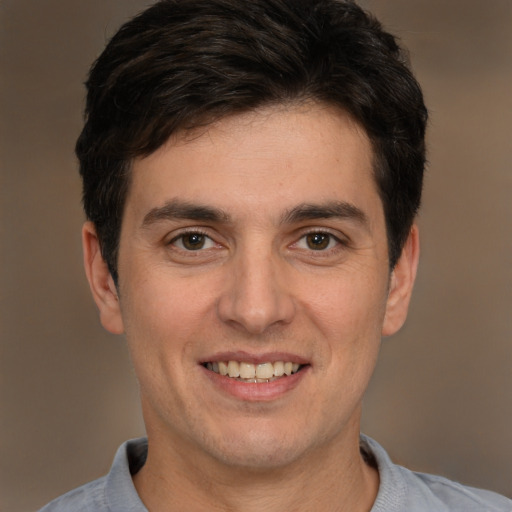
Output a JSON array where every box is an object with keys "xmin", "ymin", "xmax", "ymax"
[{"xmin": 0, "ymin": 1, "xmax": 511, "ymax": 510}]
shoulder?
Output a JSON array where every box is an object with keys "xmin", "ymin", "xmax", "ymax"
[
  {"xmin": 361, "ymin": 435, "xmax": 512, "ymax": 512},
  {"xmin": 38, "ymin": 438, "xmax": 148, "ymax": 512},
  {"xmin": 38, "ymin": 476, "xmax": 108, "ymax": 512},
  {"xmin": 409, "ymin": 471, "xmax": 512, "ymax": 511}
]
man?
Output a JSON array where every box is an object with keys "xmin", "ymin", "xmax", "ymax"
[{"xmin": 40, "ymin": 0, "xmax": 511, "ymax": 510}]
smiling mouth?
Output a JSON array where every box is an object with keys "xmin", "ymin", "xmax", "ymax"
[{"xmin": 203, "ymin": 361, "xmax": 305, "ymax": 383}]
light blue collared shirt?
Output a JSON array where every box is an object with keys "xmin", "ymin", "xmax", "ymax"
[{"xmin": 39, "ymin": 435, "xmax": 512, "ymax": 511}]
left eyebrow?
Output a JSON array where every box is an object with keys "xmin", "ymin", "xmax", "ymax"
[
  {"xmin": 141, "ymin": 199, "xmax": 231, "ymax": 228},
  {"xmin": 281, "ymin": 201, "xmax": 369, "ymax": 227}
]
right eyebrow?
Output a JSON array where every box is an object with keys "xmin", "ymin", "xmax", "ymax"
[
  {"xmin": 281, "ymin": 201, "xmax": 369, "ymax": 228},
  {"xmin": 141, "ymin": 199, "xmax": 231, "ymax": 228}
]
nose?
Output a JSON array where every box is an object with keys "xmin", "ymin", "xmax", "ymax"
[{"xmin": 217, "ymin": 247, "xmax": 296, "ymax": 335}]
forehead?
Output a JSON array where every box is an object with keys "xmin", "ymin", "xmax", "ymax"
[
  {"xmin": 173, "ymin": 103, "xmax": 373, "ymax": 169},
  {"xmin": 125, "ymin": 103, "xmax": 381, "ymax": 223}
]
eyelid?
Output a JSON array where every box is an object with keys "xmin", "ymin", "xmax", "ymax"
[
  {"xmin": 168, "ymin": 226, "xmax": 207, "ymax": 240},
  {"xmin": 299, "ymin": 226, "xmax": 347, "ymax": 242}
]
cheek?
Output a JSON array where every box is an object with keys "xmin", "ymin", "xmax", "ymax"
[
  {"xmin": 300, "ymin": 267, "xmax": 389, "ymax": 339},
  {"xmin": 118, "ymin": 280, "xmax": 205, "ymax": 413},
  {"xmin": 122, "ymin": 262, "xmax": 217, "ymax": 325},
  {"xmin": 118, "ymin": 269, "xmax": 225, "ymax": 368},
  {"xmin": 299, "ymin": 267, "xmax": 388, "ymax": 398}
]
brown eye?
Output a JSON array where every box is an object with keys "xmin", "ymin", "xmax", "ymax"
[
  {"xmin": 182, "ymin": 233, "xmax": 205, "ymax": 250},
  {"xmin": 171, "ymin": 232, "xmax": 215, "ymax": 251},
  {"xmin": 305, "ymin": 233, "xmax": 331, "ymax": 250}
]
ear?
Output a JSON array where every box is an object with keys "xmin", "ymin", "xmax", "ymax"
[
  {"xmin": 381, "ymin": 224, "xmax": 420, "ymax": 337},
  {"xmin": 82, "ymin": 221, "xmax": 124, "ymax": 335}
]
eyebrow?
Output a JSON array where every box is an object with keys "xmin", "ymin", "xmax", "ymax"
[
  {"xmin": 281, "ymin": 201, "xmax": 369, "ymax": 227},
  {"xmin": 142, "ymin": 199, "xmax": 369, "ymax": 229},
  {"xmin": 142, "ymin": 199, "xmax": 230, "ymax": 227}
]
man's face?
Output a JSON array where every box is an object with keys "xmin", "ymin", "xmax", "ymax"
[{"xmin": 88, "ymin": 104, "xmax": 416, "ymax": 470}]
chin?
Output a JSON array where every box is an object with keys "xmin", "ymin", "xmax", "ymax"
[{"xmin": 204, "ymin": 423, "xmax": 314, "ymax": 471}]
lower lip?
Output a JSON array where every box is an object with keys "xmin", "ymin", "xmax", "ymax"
[{"xmin": 201, "ymin": 365, "xmax": 310, "ymax": 402}]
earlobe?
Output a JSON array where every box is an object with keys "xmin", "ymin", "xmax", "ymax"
[
  {"xmin": 381, "ymin": 225, "xmax": 420, "ymax": 337},
  {"xmin": 82, "ymin": 221, "xmax": 124, "ymax": 335}
]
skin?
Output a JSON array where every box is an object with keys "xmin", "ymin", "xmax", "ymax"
[{"xmin": 83, "ymin": 103, "xmax": 419, "ymax": 511}]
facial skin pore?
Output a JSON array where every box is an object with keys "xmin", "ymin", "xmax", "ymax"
[{"xmin": 83, "ymin": 103, "xmax": 419, "ymax": 512}]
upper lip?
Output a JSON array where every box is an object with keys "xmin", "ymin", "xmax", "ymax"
[{"xmin": 200, "ymin": 351, "xmax": 310, "ymax": 365}]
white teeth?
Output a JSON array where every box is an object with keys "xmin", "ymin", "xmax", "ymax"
[
  {"xmin": 218, "ymin": 361, "xmax": 228, "ymax": 376},
  {"xmin": 273, "ymin": 361, "xmax": 285, "ymax": 377},
  {"xmin": 227, "ymin": 360, "xmax": 240, "ymax": 378},
  {"xmin": 256, "ymin": 362, "xmax": 274, "ymax": 379},
  {"xmin": 239, "ymin": 362, "xmax": 256, "ymax": 379},
  {"xmin": 206, "ymin": 360, "xmax": 302, "ymax": 380}
]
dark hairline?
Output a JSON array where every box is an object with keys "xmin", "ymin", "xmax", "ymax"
[
  {"xmin": 78, "ymin": 0, "xmax": 427, "ymax": 282},
  {"xmin": 106, "ymin": 100, "xmax": 400, "ymax": 282}
]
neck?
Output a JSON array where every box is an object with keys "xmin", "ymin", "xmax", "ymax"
[{"xmin": 133, "ymin": 416, "xmax": 379, "ymax": 512}]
